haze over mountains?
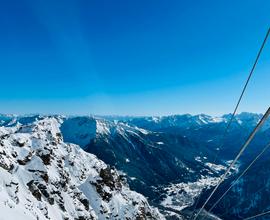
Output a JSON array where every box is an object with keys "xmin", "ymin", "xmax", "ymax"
[{"xmin": 0, "ymin": 112, "xmax": 270, "ymax": 219}]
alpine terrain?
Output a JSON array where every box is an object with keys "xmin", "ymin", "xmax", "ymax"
[
  {"xmin": 0, "ymin": 117, "xmax": 163, "ymax": 220},
  {"xmin": 0, "ymin": 113, "xmax": 270, "ymax": 219}
]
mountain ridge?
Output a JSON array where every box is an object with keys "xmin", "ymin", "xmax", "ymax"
[
  {"xmin": 1, "ymin": 113, "xmax": 270, "ymax": 219},
  {"xmin": 0, "ymin": 117, "xmax": 164, "ymax": 220}
]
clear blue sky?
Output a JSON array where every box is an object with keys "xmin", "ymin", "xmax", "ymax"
[{"xmin": 0, "ymin": 0, "xmax": 270, "ymax": 116}]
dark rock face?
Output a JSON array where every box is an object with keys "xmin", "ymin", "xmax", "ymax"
[
  {"xmin": 0, "ymin": 154, "xmax": 14, "ymax": 171},
  {"xmin": 93, "ymin": 166, "xmax": 122, "ymax": 201},
  {"xmin": 37, "ymin": 151, "xmax": 52, "ymax": 165},
  {"xmin": 27, "ymin": 180, "xmax": 42, "ymax": 201},
  {"xmin": 99, "ymin": 167, "xmax": 121, "ymax": 190}
]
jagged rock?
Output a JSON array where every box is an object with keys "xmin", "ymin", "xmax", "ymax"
[
  {"xmin": 27, "ymin": 180, "xmax": 42, "ymax": 201},
  {"xmin": 0, "ymin": 154, "xmax": 14, "ymax": 171},
  {"xmin": 99, "ymin": 167, "xmax": 121, "ymax": 190},
  {"xmin": 41, "ymin": 172, "xmax": 49, "ymax": 183},
  {"xmin": 0, "ymin": 117, "xmax": 164, "ymax": 220},
  {"xmin": 17, "ymin": 151, "xmax": 32, "ymax": 165},
  {"xmin": 37, "ymin": 151, "xmax": 52, "ymax": 165}
]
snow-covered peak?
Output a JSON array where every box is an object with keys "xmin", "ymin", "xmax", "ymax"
[
  {"xmin": 0, "ymin": 118, "xmax": 164, "ymax": 220},
  {"xmin": 60, "ymin": 116, "xmax": 153, "ymax": 148}
]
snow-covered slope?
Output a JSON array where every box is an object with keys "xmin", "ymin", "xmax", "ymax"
[
  {"xmin": 60, "ymin": 116, "xmax": 150, "ymax": 149},
  {"xmin": 0, "ymin": 117, "xmax": 164, "ymax": 220}
]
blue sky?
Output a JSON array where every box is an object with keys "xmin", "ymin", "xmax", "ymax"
[{"xmin": 0, "ymin": 0, "xmax": 270, "ymax": 116}]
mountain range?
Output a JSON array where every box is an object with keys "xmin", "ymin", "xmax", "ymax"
[{"xmin": 0, "ymin": 112, "xmax": 270, "ymax": 219}]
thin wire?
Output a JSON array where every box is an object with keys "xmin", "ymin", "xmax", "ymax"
[
  {"xmin": 192, "ymin": 28, "xmax": 270, "ymax": 220},
  {"xmin": 213, "ymin": 27, "xmax": 270, "ymax": 163},
  {"xmin": 193, "ymin": 107, "xmax": 270, "ymax": 220},
  {"xmin": 219, "ymin": 184, "xmax": 269, "ymax": 218},
  {"xmin": 191, "ymin": 27, "xmax": 270, "ymax": 220},
  {"xmin": 190, "ymin": 123, "xmax": 248, "ymax": 219},
  {"xmin": 206, "ymin": 142, "xmax": 270, "ymax": 214},
  {"xmin": 190, "ymin": 189, "xmax": 204, "ymax": 219},
  {"xmin": 243, "ymin": 210, "xmax": 270, "ymax": 220}
]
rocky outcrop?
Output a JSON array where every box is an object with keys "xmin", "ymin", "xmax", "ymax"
[{"xmin": 0, "ymin": 117, "xmax": 164, "ymax": 220}]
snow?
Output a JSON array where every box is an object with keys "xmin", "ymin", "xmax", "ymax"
[
  {"xmin": 160, "ymin": 159, "xmax": 238, "ymax": 212},
  {"xmin": 195, "ymin": 156, "xmax": 202, "ymax": 162},
  {"xmin": 136, "ymin": 127, "xmax": 149, "ymax": 135},
  {"xmin": 0, "ymin": 117, "xmax": 164, "ymax": 220},
  {"xmin": 160, "ymin": 176, "xmax": 221, "ymax": 211},
  {"xmin": 205, "ymin": 162, "xmax": 227, "ymax": 172},
  {"xmin": 211, "ymin": 117, "xmax": 225, "ymax": 123},
  {"xmin": 96, "ymin": 120, "xmax": 111, "ymax": 135}
]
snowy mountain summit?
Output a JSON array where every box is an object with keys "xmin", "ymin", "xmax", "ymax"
[{"xmin": 0, "ymin": 117, "xmax": 163, "ymax": 220}]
